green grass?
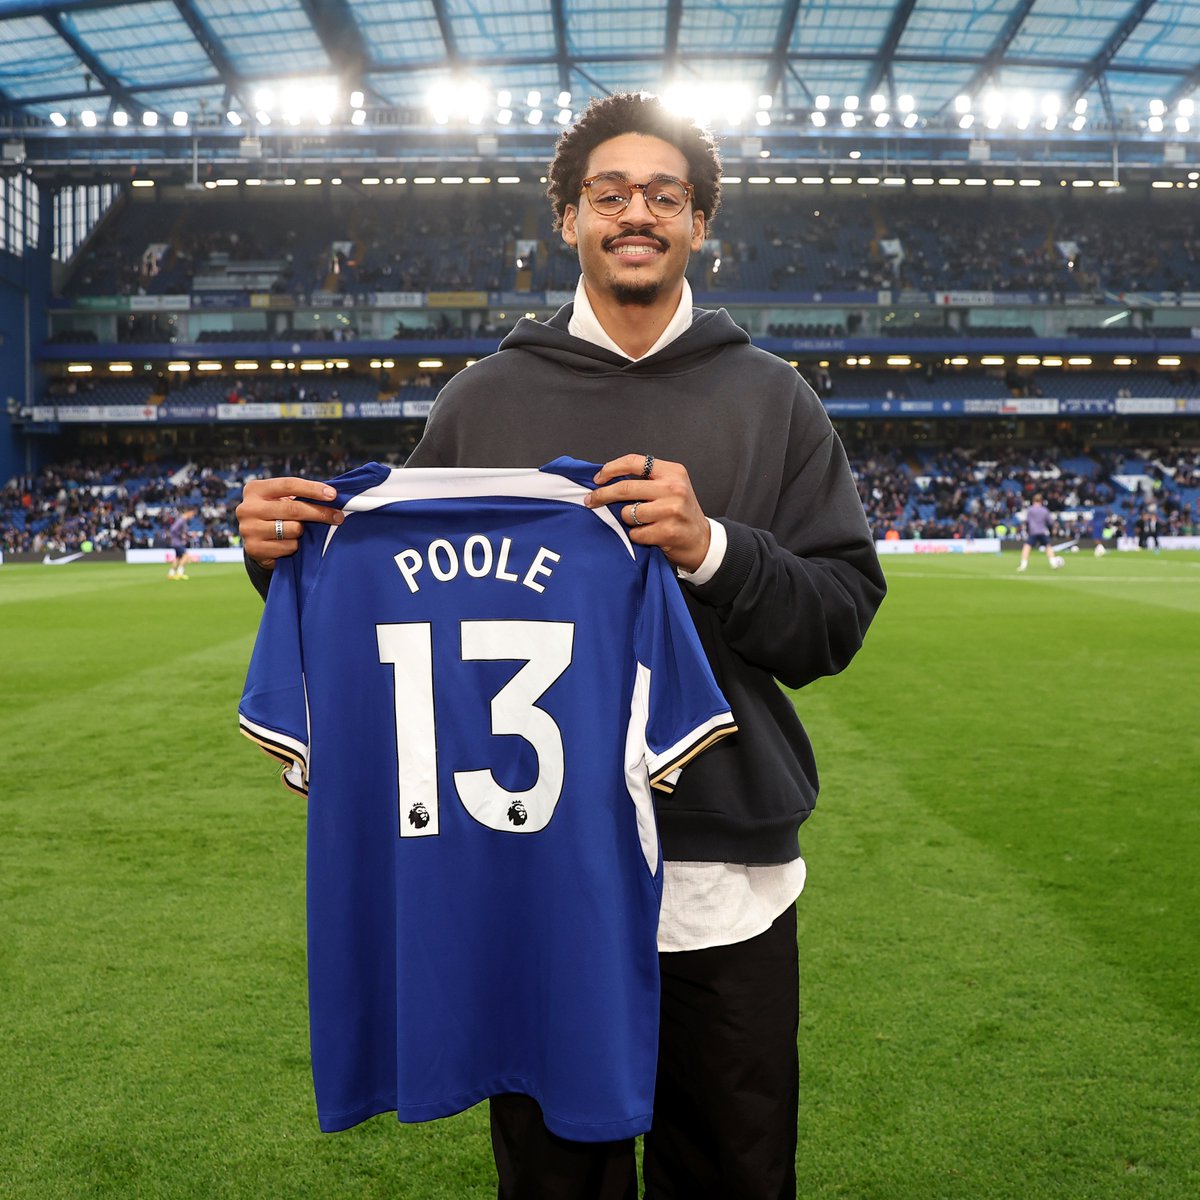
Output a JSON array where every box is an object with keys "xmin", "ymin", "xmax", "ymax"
[{"xmin": 2, "ymin": 553, "xmax": 1197, "ymax": 1198}]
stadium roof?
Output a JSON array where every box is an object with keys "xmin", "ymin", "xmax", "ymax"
[{"xmin": 0, "ymin": 0, "xmax": 1198, "ymax": 177}]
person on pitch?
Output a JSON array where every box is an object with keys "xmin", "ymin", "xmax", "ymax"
[{"xmin": 237, "ymin": 92, "xmax": 885, "ymax": 1200}]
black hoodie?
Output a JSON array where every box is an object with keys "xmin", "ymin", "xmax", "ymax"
[{"xmin": 405, "ymin": 304, "xmax": 886, "ymax": 865}]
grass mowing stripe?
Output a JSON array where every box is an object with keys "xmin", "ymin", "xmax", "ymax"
[{"xmin": 794, "ymin": 702, "xmax": 1199, "ymax": 1199}]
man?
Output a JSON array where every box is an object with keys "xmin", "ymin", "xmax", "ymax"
[
  {"xmin": 237, "ymin": 92, "xmax": 885, "ymax": 1199},
  {"xmin": 167, "ymin": 506, "xmax": 195, "ymax": 579},
  {"xmin": 1018, "ymin": 493, "xmax": 1059, "ymax": 571}
]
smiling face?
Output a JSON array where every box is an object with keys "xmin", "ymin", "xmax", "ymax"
[{"xmin": 561, "ymin": 132, "xmax": 706, "ymax": 313}]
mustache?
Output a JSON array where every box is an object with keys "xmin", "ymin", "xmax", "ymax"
[{"xmin": 602, "ymin": 229, "xmax": 669, "ymax": 251}]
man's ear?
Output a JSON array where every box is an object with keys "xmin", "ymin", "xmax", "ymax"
[
  {"xmin": 690, "ymin": 210, "xmax": 706, "ymax": 252},
  {"xmin": 562, "ymin": 205, "xmax": 579, "ymax": 248}
]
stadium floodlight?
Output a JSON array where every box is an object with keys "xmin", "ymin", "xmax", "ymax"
[
  {"xmin": 1149, "ymin": 99, "xmax": 1166, "ymax": 116},
  {"xmin": 815, "ymin": 94, "xmax": 830, "ymax": 110},
  {"xmin": 1158, "ymin": 356, "xmax": 1182, "ymax": 366},
  {"xmin": 426, "ymin": 82, "xmax": 454, "ymax": 123},
  {"xmin": 955, "ymin": 94, "xmax": 972, "ymax": 114},
  {"xmin": 557, "ymin": 91, "xmax": 571, "ymax": 108},
  {"xmin": 496, "ymin": 90, "xmax": 512, "ymax": 108},
  {"xmin": 875, "ymin": 113, "xmax": 890, "ymax": 128},
  {"xmin": 811, "ymin": 111, "xmax": 827, "ymax": 127},
  {"xmin": 130, "ymin": 179, "xmax": 154, "ymax": 188},
  {"xmin": 844, "ymin": 95, "xmax": 859, "ymax": 111},
  {"xmin": 903, "ymin": 112, "xmax": 919, "ymax": 128},
  {"xmin": 497, "ymin": 108, "xmax": 513, "ymax": 124},
  {"xmin": 142, "ymin": 111, "xmax": 157, "ymax": 127},
  {"xmin": 526, "ymin": 91, "xmax": 541, "ymax": 108},
  {"xmin": 81, "ymin": 109, "xmax": 97, "ymax": 127},
  {"xmin": 255, "ymin": 88, "xmax": 274, "ymax": 110},
  {"xmin": 1045, "ymin": 114, "xmax": 1059, "ymax": 131},
  {"xmin": 1147, "ymin": 115, "xmax": 1164, "ymax": 132},
  {"xmin": 226, "ymin": 110, "xmax": 242, "ymax": 125},
  {"xmin": 527, "ymin": 108, "xmax": 543, "ymax": 124},
  {"xmin": 1071, "ymin": 115, "xmax": 1087, "ymax": 131},
  {"xmin": 351, "ymin": 109, "xmax": 366, "ymax": 126},
  {"xmin": 350, "ymin": 91, "xmax": 364, "ymax": 109},
  {"xmin": 67, "ymin": 363, "xmax": 93, "ymax": 373},
  {"xmin": 959, "ymin": 114, "xmax": 974, "ymax": 129},
  {"xmin": 1075, "ymin": 98, "xmax": 1087, "ymax": 115},
  {"xmin": 112, "ymin": 110, "xmax": 128, "ymax": 127},
  {"xmin": 664, "ymin": 81, "xmax": 751, "ymax": 126},
  {"xmin": 841, "ymin": 111, "xmax": 856, "ymax": 127},
  {"xmin": 870, "ymin": 94, "xmax": 886, "ymax": 112},
  {"xmin": 49, "ymin": 111, "xmax": 67, "ymax": 127},
  {"xmin": 557, "ymin": 108, "xmax": 573, "ymax": 125},
  {"xmin": 756, "ymin": 110, "xmax": 771, "ymax": 126},
  {"xmin": 898, "ymin": 94, "xmax": 915, "ymax": 113},
  {"xmin": 758, "ymin": 94, "xmax": 772, "ymax": 109},
  {"xmin": 172, "ymin": 111, "xmax": 188, "ymax": 127},
  {"xmin": 1176, "ymin": 117, "xmax": 1191, "ymax": 133},
  {"xmin": 1180, "ymin": 99, "xmax": 1195, "ymax": 118},
  {"xmin": 256, "ymin": 111, "xmax": 272, "ymax": 126}
]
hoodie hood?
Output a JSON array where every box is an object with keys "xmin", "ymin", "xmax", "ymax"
[{"xmin": 497, "ymin": 303, "xmax": 752, "ymax": 377}]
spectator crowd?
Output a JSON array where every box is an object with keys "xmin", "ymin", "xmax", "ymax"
[{"xmin": 4, "ymin": 441, "xmax": 1196, "ymax": 556}]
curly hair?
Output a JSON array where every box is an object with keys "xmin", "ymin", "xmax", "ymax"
[{"xmin": 546, "ymin": 92, "xmax": 722, "ymax": 232}]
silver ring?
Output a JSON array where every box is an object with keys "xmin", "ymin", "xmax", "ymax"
[
  {"xmin": 641, "ymin": 454, "xmax": 654, "ymax": 479},
  {"xmin": 274, "ymin": 519, "xmax": 285, "ymax": 540},
  {"xmin": 631, "ymin": 501, "xmax": 645, "ymax": 526}
]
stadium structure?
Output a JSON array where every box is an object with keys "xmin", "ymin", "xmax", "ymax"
[{"xmin": 1, "ymin": 0, "xmax": 1198, "ymax": 555}]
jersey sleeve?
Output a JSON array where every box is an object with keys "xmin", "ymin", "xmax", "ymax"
[
  {"xmin": 238, "ymin": 552, "xmax": 310, "ymax": 795},
  {"xmin": 636, "ymin": 550, "xmax": 737, "ymax": 793}
]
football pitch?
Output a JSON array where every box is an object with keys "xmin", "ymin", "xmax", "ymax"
[{"xmin": 2, "ymin": 552, "xmax": 1197, "ymax": 1199}]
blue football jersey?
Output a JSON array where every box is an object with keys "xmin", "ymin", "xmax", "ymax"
[{"xmin": 239, "ymin": 457, "xmax": 736, "ymax": 1141}]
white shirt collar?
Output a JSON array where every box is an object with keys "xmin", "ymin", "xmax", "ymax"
[{"xmin": 567, "ymin": 276, "xmax": 694, "ymax": 362}]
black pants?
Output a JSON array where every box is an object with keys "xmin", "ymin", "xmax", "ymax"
[{"xmin": 491, "ymin": 905, "xmax": 800, "ymax": 1200}]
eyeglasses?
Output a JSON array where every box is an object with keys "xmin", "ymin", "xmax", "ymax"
[{"xmin": 579, "ymin": 173, "xmax": 695, "ymax": 218}]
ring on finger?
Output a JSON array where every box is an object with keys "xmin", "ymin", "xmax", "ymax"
[
  {"xmin": 630, "ymin": 501, "xmax": 645, "ymax": 527},
  {"xmin": 274, "ymin": 518, "xmax": 285, "ymax": 540},
  {"xmin": 641, "ymin": 454, "xmax": 655, "ymax": 479}
]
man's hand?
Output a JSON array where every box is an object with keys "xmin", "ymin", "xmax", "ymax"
[
  {"xmin": 586, "ymin": 454, "xmax": 711, "ymax": 573},
  {"xmin": 236, "ymin": 476, "xmax": 344, "ymax": 568}
]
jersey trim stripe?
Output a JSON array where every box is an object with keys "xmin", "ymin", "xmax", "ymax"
[
  {"xmin": 239, "ymin": 715, "xmax": 309, "ymax": 795},
  {"xmin": 648, "ymin": 713, "xmax": 738, "ymax": 793}
]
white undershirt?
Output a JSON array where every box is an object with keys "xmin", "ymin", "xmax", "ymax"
[{"xmin": 568, "ymin": 276, "xmax": 807, "ymax": 952}]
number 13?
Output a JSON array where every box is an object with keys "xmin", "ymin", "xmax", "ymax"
[{"xmin": 376, "ymin": 620, "xmax": 575, "ymax": 837}]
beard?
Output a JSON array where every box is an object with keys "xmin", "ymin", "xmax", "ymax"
[{"xmin": 610, "ymin": 277, "xmax": 663, "ymax": 306}]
